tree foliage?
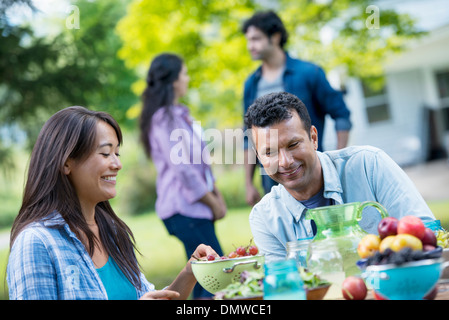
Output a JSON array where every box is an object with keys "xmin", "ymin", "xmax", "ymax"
[
  {"xmin": 116, "ymin": 0, "xmax": 424, "ymax": 128},
  {"xmin": 116, "ymin": 0, "xmax": 259, "ymax": 128},
  {"xmin": 0, "ymin": 0, "xmax": 139, "ymax": 152}
]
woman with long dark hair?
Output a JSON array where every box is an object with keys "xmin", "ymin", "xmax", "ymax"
[
  {"xmin": 7, "ymin": 106, "xmax": 217, "ymax": 300},
  {"xmin": 139, "ymin": 53, "xmax": 226, "ymax": 298}
]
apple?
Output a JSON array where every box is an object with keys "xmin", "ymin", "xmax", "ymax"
[
  {"xmin": 421, "ymin": 228, "xmax": 437, "ymax": 247},
  {"xmin": 373, "ymin": 290, "xmax": 388, "ymax": 300},
  {"xmin": 397, "ymin": 216, "xmax": 426, "ymax": 240},
  {"xmin": 342, "ymin": 276, "xmax": 367, "ymax": 300},
  {"xmin": 357, "ymin": 234, "xmax": 381, "ymax": 258},
  {"xmin": 378, "ymin": 217, "xmax": 399, "ymax": 239},
  {"xmin": 391, "ymin": 234, "xmax": 423, "ymax": 252},
  {"xmin": 379, "ymin": 235, "xmax": 396, "ymax": 253},
  {"xmin": 424, "ymin": 285, "xmax": 438, "ymax": 300}
]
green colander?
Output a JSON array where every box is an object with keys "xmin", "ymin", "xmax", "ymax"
[{"xmin": 191, "ymin": 255, "xmax": 265, "ymax": 293}]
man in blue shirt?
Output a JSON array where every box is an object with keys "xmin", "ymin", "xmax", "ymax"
[
  {"xmin": 241, "ymin": 11, "xmax": 352, "ymax": 205},
  {"xmin": 244, "ymin": 92, "xmax": 435, "ymax": 263}
]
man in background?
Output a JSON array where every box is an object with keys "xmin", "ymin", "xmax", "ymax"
[{"xmin": 241, "ymin": 11, "xmax": 352, "ymax": 205}]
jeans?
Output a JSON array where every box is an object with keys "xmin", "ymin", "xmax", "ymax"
[{"xmin": 163, "ymin": 214, "xmax": 224, "ymax": 299}]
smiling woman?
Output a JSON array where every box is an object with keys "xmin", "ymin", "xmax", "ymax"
[
  {"xmin": 6, "ymin": 106, "xmax": 218, "ymax": 300},
  {"xmin": 64, "ymin": 121, "xmax": 123, "ymax": 222}
]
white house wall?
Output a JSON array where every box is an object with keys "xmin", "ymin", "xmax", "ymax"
[
  {"xmin": 324, "ymin": 24, "xmax": 449, "ymax": 167},
  {"xmin": 323, "ymin": 72, "xmax": 426, "ymax": 166},
  {"xmin": 385, "ymin": 69, "xmax": 427, "ymax": 165}
]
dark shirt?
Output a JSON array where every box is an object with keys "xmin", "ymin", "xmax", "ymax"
[{"xmin": 243, "ymin": 52, "xmax": 352, "ymax": 151}]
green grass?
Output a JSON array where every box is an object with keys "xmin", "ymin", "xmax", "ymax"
[
  {"xmin": 123, "ymin": 207, "xmax": 253, "ymax": 290},
  {"xmin": 428, "ymin": 201, "xmax": 449, "ymax": 229}
]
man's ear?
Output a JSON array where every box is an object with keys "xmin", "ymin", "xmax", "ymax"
[
  {"xmin": 270, "ymin": 32, "xmax": 282, "ymax": 47},
  {"xmin": 310, "ymin": 125, "xmax": 318, "ymax": 150}
]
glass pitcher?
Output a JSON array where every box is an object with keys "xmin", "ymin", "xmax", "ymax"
[
  {"xmin": 285, "ymin": 237, "xmax": 313, "ymax": 269},
  {"xmin": 305, "ymin": 201, "xmax": 388, "ymax": 277},
  {"xmin": 307, "ymin": 240, "xmax": 345, "ymax": 299}
]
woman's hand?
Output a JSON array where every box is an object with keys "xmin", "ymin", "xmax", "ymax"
[
  {"xmin": 139, "ymin": 290, "xmax": 180, "ymax": 300},
  {"xmin": 186, "ymin": 244, "xmax": 219, "ymax": 274},
  {"xmin": 211, "ymin": 188, "xmax": 227, "ymax": 221},
  {"xmin": 164, "ymin": 244, "xmax": 219, "ymax": 299},
  {"xmin": 190, "ymin": 244, "xmax": 219, "ymax": 262},
  {"xmin": 199, "ymin": 188, "xmax": 227, "ymax": 221}
]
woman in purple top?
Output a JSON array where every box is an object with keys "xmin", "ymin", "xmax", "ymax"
[{"xmin": 139, "ymin": 53, "xmax": 226, "ymax": 298}]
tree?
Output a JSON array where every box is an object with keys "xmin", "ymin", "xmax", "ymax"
[
  {"xmin": 116, "ymin": 0, "xmax": 424, "ymax": 129},
  {"xmin": 0, "ymin": 0, "xmax": 139, "ymax": 153},
  {"xmin": 279, "ymin": 0, "xmax": 424, "ymax": 91},
  {"xmin": 116, "ymin": 0, "xmax": 258, "ymax": 128}
]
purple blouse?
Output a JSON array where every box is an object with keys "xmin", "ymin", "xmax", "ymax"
[{"xmin": 149, "ymin": 105, "xmax": 214, "ymax": 220}]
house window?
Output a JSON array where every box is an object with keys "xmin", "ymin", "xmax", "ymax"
[
  {"xmin": 362, "ymin": 77, "xmax": 391, "ymax": 124},
  {"xmin": 436, "ymin": 70, "xmax": 449, "ymax": 131},
  {"xmin": 436, "ymin": 70, "xmax": 449, "ymax": 99}
]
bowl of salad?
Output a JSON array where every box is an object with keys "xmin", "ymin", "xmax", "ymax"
[{"xmin": 213, "ymin": 267, "xmax": 330, "ymax": 300}]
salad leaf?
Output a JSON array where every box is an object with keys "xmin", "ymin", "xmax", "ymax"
[
  {"xmin": 214, "ymin": 267, "xmax": 329, "ymax": 299},
  {"xmin": 299, "ymin": 267, "xmax": 330, "ymax": 288},
  {"xmin": 214, "ymin": 270, "xmax": 264, "ymax": 299}
]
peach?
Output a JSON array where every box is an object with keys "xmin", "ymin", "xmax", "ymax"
[
  {"xmin": 357, "ymin": 234, "xmax": 381, "ymax": 258},
  {"xmin": 390, "ymin": 234, "xmax": 423, "ymax": 252},
  {"xmin": 379, "ymin": 235, "xmax": 396, "ymax": 253}
]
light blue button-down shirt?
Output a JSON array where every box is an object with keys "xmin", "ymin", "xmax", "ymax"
[
  {"xmin": 249, "ymin": 146, "xmax": 436, "ymax": 264},
  {"xmin": 7, "ymin": 211, "xmax": 155, "ymax": 300}
]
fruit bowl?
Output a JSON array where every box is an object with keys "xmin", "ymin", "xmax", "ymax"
[
  {"xmin": 363, "ymin": 258, "xmax": 449, "ymax": 300},
  {"xmin": 191, "ymin": 255, "xmax": 265, "ymax": 294}
]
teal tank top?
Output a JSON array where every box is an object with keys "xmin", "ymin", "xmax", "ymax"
[{"xmin": 96, "ymin": 256, "xmax": 137, "ymax": 300}]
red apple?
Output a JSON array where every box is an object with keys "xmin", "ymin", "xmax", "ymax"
[
  {"xmin": 342, "ymin": 276, "xmax": 367, "ymax": 300},
  {"xmin": 378, "ymin": 217, "xmax": 399, "ymax": 239},
  {"xmin": 421, "ymin": 228, "xmax": 437, "ymax": 246},
  {"xmin": 424, "ymin": 285, "xmax": 438, "ymax": 300},
  {"xmin": 397, "ymin": 216, "xmax": 426, "ymax": 240},
  {"xmin": 373, "ymin": 291, "xmax": 388, "ymax": 300}
]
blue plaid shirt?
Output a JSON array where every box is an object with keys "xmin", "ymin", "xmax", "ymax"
[{"xmin": 7, "ymin": 211, "xmax": 155, "ymax": 300}]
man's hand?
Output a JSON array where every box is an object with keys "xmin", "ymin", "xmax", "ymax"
[{"xmin": 246, "ymin": 183, "xmax": 261, "ymax": 206}]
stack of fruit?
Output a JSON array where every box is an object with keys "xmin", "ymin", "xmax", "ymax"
[
  {"xmin": 357, "ymin": 216, "xmax": 440, "ymax": 263},
  {"xmin": 341, "ymin": 216, "xmax": 443, "ymax": 300}
]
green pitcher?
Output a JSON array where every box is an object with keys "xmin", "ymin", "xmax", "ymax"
[{"xmin": 305, "ymin": 201, "xmax": 388, "ymax": 277}]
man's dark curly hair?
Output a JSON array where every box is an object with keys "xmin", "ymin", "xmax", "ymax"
[
  {"xmin": 241, "ymin": 11, "xmax": 289, "ymax": 49},
  {"xmin": 244, "ymin": 92, "xmax": 312, "ymax": 137}
]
